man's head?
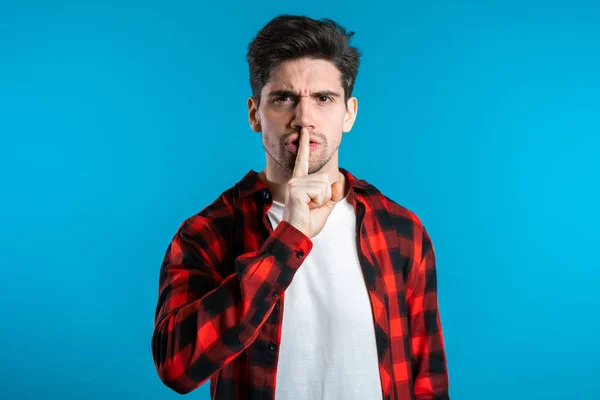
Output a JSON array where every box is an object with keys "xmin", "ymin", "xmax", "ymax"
[{"xmin": 246, "ymin": 15, "xmax": 361, "ymax": 178}]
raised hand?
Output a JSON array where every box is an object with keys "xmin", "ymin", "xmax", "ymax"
[{"xmin": 281, "ymin": 127, "xmax": 345, "ymax": 238}]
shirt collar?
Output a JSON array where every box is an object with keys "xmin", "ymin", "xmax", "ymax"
[{"xmin": 234, "ymin": 167, "xmax": 379, "ymax": 200}]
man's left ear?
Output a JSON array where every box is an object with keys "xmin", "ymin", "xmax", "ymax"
[{"xmin": 342, "ymin": 97, "xmax": 358, "ymax": 132}]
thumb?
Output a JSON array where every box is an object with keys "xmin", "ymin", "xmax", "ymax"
[
  {"xmin": 323, "ymin": 182, "xmax": 344, "ymax": 211},
  {"xmin": 314, "ymin": 181, "xmax": 344, "ymax": 219},
  {"xmin": 330, "ymin": 181, "xmax": 344, "ymax": 203}
]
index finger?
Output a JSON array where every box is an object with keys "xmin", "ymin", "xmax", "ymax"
[{"xmin": 292, "ymin": 127, "xmax": 310, "ymax": 178}]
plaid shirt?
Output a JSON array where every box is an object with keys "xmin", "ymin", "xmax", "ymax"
[{"xmin": 152, "ymin": 168, "xmax": 450, "ymax": 399}]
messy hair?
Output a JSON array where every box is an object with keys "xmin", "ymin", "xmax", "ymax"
[{"xmin": 247, "ymin": 15, "xmax": 361, "ymax": 107}]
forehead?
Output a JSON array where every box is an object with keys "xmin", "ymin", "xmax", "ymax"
[{"xmin": 264, "ymin": 58, "xmax": 343, "ymax": 92}]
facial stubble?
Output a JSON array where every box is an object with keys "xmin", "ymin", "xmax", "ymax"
[{"xmin": 262, "ymin": 133, "xmax": 340, "ymax": 177}]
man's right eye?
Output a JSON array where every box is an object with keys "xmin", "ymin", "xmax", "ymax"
[{"xmin": 274, "ymin": 96, "xmax": 292, "ymax": 103}]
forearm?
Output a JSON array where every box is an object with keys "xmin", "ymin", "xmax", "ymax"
[
  {"xmin": 408, "ymin": 229, "xmax": 449, "ymax": 398},
  {"xmin": 152, "ymin": 220, "xmax": 311, "ymax": 394}
]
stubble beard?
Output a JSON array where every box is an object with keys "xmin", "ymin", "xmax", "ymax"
[{"xmin": 262, "ymin": 133, "xmax": 339, "ymax": 177}]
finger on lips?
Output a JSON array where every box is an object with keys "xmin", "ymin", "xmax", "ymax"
[{"xmin": 292, "ymin": 127, "xmax": 310, "ymax": 178}]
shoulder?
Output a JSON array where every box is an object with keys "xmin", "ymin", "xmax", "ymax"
[
  {"xmin": 344, "ymin": 168, "xmax": 424, "ymax": 231},
  {"xmin": 362, "ymin": 179, "xmax": 433, "ymax": 260},
  {"xmin": 356, "ymin": 175, "xmax": 424, "ymax": 230},
  {"xmin": 177, "ymin": 184, "xmax": 237, "ymax": 240}
]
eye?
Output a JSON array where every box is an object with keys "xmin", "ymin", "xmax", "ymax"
[
  {"xmin": 273, "ymin": 95, "xmax": 293, "ymax": 103},
  {"xmin": 318, "ymin": 95, "xmax": 333, "ymax": 103}
]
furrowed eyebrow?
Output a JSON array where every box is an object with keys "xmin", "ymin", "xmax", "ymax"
[
  {"xmin": 313, "ymin": 90, "xmax": 341, "ymax": 98},
  {"xmin": 267, "ymin": 89, "xmax": 342, "ymax": 98},
  {"xmin": 267, "ymin": 90, "xmax": 297, "ymax": 99}
]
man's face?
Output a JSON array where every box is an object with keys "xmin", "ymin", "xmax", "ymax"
[{"xmin": 248, "ymin": 58, "xmax": 357, "ymax": 177}]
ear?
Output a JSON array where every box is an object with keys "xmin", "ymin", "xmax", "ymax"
[
  {"xmin": 248, "ymin": 97, "xmax": 261, "ymax": 132},
  {"xmin": 342, "ymin": 97, "xmax": 358, "ymax": 132}
]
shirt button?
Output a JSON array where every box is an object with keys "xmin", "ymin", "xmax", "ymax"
[
  {"xmin": 268, "ymin": 342, "xmax": 277, "ymax": 351},
  {"xmin": 296, "ymin": 250, "xmax": 304, "ymax": 258},
  {"xmin": 261, "ymin": 189, "xmax": 271, "ymax": 202}
]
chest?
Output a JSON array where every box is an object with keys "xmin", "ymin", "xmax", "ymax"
[{"xmin": 283, "ymin": 234, "xmax": 375, "ymax": 333}]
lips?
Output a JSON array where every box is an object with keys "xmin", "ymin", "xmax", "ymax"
[
  {"xmin": 286, "ymin": 141, "xmax": 320, "ymax": 154},
  {"xmin": 286, "ymin": 134, "xmax": 321, "ymax": 145}
]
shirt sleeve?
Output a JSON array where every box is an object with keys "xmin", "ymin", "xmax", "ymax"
[
  {"xmin": 151, "ymin": 216, "xmax": 312, "ymax": 394},
  {"xmin": 406, "ymin": 226, "xmax": 450, "ymax": 399}
]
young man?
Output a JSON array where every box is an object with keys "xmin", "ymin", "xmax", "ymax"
[{"xmin": 152, "ymin": 15, "xmax": 450, "ymax": 400}]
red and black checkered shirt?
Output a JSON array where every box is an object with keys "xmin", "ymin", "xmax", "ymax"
[{"xmin": 152, "ymin": 168, "xmax": 450, "ymax": 399}]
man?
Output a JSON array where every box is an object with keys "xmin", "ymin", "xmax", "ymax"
[{"xmin": 152, "ymin": 15, "xmax": 450, "ymax": 400}]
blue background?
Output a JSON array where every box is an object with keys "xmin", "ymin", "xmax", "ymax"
[{"xmin": 1, "ymin": 1, "xmax": 599, "ymax": 399}]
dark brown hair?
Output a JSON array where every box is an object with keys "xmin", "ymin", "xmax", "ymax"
[{"xmin": 246, "ymin": 15, "xmax": 361, "ymax": 107}]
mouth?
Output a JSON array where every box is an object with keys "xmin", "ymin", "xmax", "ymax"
[
  {"xmin": 286, "ymin": 134, "xmax": 321, "ymax": 146},
  {"xmin": 286, "ymin": 141, "xmax": 320, "ymax": 154}
]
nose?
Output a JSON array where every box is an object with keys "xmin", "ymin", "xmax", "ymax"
[{"xmin": 290, "ymin": 96, "xmax": 316, "ymax": 131}]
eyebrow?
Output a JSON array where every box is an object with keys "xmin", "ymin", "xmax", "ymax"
[{"xmin": 267, "ymin": 89, "xmax": 342, "ymax": 99}]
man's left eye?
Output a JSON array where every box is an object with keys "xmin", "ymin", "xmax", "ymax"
[{"xmin": 319, "ymin": 96, "xmax": 332, "ymax": 102}]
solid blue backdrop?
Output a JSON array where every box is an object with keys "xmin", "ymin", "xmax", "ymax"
[{"xmin": 1, "ymin": 1, "xmax": 599, "ymax": 399}]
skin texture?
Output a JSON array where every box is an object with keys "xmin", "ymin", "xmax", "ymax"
[
  {"xmin": 279, "ymin": 127, "xmax": 345, "ymax": 238},
  {"xmin": 247, "ymin": 58, "xmax": 358, "ymax": 208}
]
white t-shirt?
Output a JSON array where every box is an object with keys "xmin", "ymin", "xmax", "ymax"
[{"xmin": 268, "ymin": 195, "xmax": 383, "ymax": 400}]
